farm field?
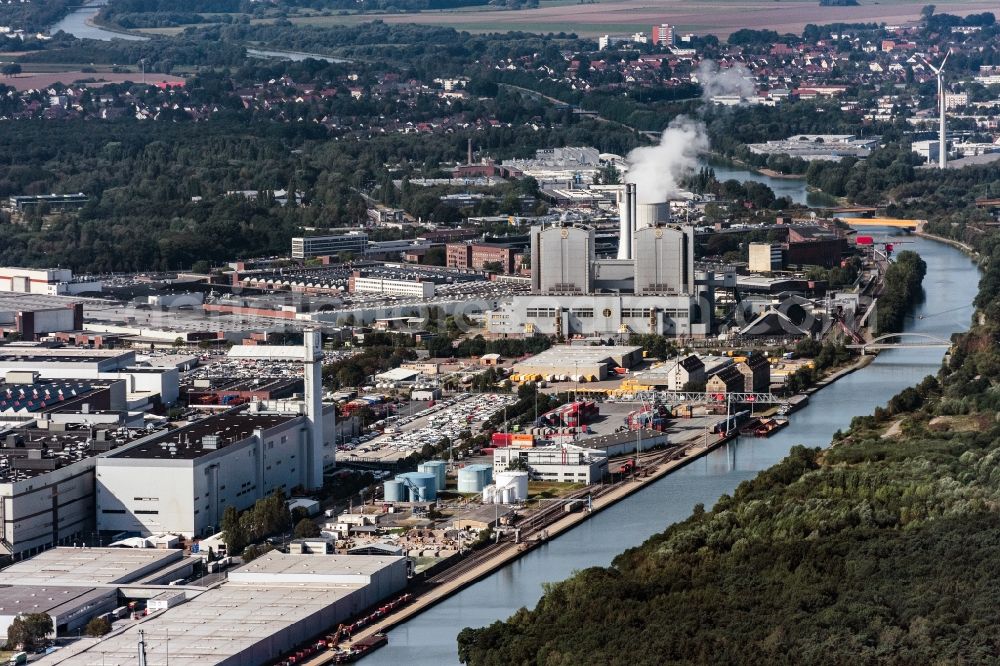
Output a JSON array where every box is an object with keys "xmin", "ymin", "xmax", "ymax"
[
  {"xmin": 323, "ymin": 0, "xmax": 999, "ymax": 37},
  {"xmin": 0, "ymin": 70, "xmax": 186, "ymax": 91},
  {"xmin": 128, "ymin": 0, "xmax": 1000, "ymax": 38}
]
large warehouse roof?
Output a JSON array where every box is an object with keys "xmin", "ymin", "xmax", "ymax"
[
  {"xmin": 513, "ymin": 345, "xmax": 642, "ymax": 369},
  {"xmin": 0, "ymin": 547, "xmax": 182, "ymax": 587},
  {"xmin": 37, "ymin": 553, "xmax": 407, "ymax": 666},
  {"xmin": 229, "ymin": 552, "xmax": 401, "ymax": 585}
]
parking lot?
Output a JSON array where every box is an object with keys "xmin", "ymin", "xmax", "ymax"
[{"xmin": 341, "ymin": 392, "xmax": 519, "ymax": 462}]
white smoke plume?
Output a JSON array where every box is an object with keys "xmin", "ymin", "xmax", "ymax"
[
  {"xmin": 696, "ymin": 60, "xmax": 755, "ymax": 101},
  {"xmin": 624, "ymin": 116, "xmax": 709, "ymax": 204}
]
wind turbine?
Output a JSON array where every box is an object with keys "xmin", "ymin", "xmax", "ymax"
[{"xmin": 923, "ymin": 50, "xmax": 951, "ymax": 169}]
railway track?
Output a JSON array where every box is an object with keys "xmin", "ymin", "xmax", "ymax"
[{"xmin": 295, "ymin": 433, "xmax": 726, "ymax": 666}]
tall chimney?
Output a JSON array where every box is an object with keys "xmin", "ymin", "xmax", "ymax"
[
  {"xmin": 467, "ymin": 138, "xmax": 473, "ymax": 165},
  {"xmin": 303, "ymin": 330, "xmax": 326, "ymax": 489},
  {"xmin": 617, "ymin": 183, "xmax": 636, "ymax": 260}
]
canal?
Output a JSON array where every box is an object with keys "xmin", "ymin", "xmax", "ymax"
[{"xmin": 363, "ymin": 231, "xmax": 980, "ymax": 665}]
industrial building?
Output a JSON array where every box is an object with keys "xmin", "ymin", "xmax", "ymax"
[
  {"xmin": 748, "ymin": 242, "xmax": 785, "ymax": 273},
  {"xmin": 575, "ymin": 429, "xmax": 670, "ymax": 458},
  {"xmin": 349, "ymin": 272, "xmax": 435, "ymax": 298},
  {"xmin": 511, "ymin": 345, "xmax": 643, "ymax": 382},
  {"xmin": 0, "ymin": 416, "xmax": 148, "ymax": 559},
  {"xmin": 97, "ymin": 333, "xmax": 335, "ymax": 538},
  {"xmin": 0, "ymin": 547, "xmax": 190, "ymax": 637},
  {"xmin": 0, "ymin": 269, "xmax": 101, "ymax": 297},
  {"xmin": 624, "ymin": 355, "xmax": 706, "ymax": 391},
  {"xmin": 30, "ymin": 551, "xmax": 406, "ymax": 666},
  {"xmin": 0, "ymin": 295, "xmax": 83, "ymax": 341},
  {"xmin": 8, "ymin": 194, "xmax": 88, "ymax": 213},
  {"xmin": 488, "ymin": 218, "xmax": 711, "ymax": 338},
  {"xmin": 96, "ymin": 405, "xmax": 335, "ymax": 539},
  {"xmin": 493, "ymin": 444, "xmax": 607, "ymax": 483},
  {"xmin": 291, "ymin": 233, "xmax": 369, "ymax": 259},
  {"xmin": 0, "ymin": 347, "xmax": 179, "ymax": 406},
  {"xmin": 746, "ymin": 135, "xmax": 878, "ymax": 161},
  {"xmin": 446, "ymin": 242, "xmax": 523, "ymax": 274},
  {"xmin": 734, "ymin": 352, "xmax": 771, "ymax": 392},
  {"xmin": 706, "ymin": 365, "xmax": 746, "ymax": 394}
]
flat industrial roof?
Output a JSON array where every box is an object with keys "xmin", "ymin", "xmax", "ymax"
[
  {"xmin": 0, "ymin": 548, "xmax": 181, "ymax": 587},
  {"xmin": 38, "ymin": 555, "xmax": 405, "ymax": 666},
  {"xmin": 575, "ymin": 428, "xmax": 667, "ymax": 451},
  {"xmin": 107, "ymin": 414, "xmax": 297, "ymax": 461},
  {"xmin": 46, "ymin": 584, "xmax": 363, "ymax": 666},
  {"xmin": 0, "ymin": 585, "xmax": 111, "ymax": 618},
  {"xmin": 0, "ymin": 295, "xmax": 83, "ymax": 312},
  {"xmin": 513, "ymin": 345, "xmax": 642, "ymax": 368},
  {"xmin": 229, "ymin": 551, "xmax": 402, "ymax": 583}
]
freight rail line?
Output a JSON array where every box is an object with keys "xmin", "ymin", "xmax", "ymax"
[{"xmin": 295, "ymin": 433, "xmax": 732, "ymax": 666}]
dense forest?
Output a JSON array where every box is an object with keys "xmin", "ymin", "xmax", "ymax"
[
  {"xmin": 0, "ymin": 0, "xmax": 72, "ymax": 31},
  {"xmin": 0, "ymin": 115, "xmax": 636, "ymax": 271}
]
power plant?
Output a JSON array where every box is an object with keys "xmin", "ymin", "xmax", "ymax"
[{"xmin": 489, "ymin": 184, "xmax": 715, "ymax": 339}]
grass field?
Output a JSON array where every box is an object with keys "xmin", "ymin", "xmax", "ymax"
[{"xmin": 142, "ymin": 0, "xmax": 995, "ymax": 38}]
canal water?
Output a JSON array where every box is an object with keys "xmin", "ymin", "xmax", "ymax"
[{"xmin": 364, "ymin": 231, "xmax": 980, "ymax": 665}]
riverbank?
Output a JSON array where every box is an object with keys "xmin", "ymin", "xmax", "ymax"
[
  {"xmin": 303, "ymin": 429, "xmax": 738, "ymax": 665},
  {"xmin": 707, "ymin": 154, "xmax": 805, "ymax": 180},
  {"xmin": 916, "ymin": 230, "xmax": 978, "ymax": 259}
]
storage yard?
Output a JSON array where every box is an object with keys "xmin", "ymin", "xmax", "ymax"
[{"xmin": 344, "ymin": 392, "xmax": 519, "ymax": 463}]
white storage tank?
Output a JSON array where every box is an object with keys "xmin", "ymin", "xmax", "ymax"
[
  {"xmin": 482, "ymin": 485, "xmax": 496, "ymax": 504},
  {"xmin": 495, "ymin": 471, "xmax": 529, "ymax": 503}
]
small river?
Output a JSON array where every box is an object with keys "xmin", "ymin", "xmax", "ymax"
[
  {"xmin": 49, "ymin": 3, "xmax": 349, "ymax": 62},
  {"xmin": 363, "ymin": 231, "xmax": 979, "ymax": 665},
  {"xmin": 50, "ymin": 2, "xmax": 147, "ymax": 41}
]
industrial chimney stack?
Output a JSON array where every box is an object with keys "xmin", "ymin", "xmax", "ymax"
[
  {"xmin": 303, "ymin": 329, "xmax": 325, "ymax": 489},
  {"xmin": 617, "ymin": 183, "xmax": 637, "ymax": 260}
]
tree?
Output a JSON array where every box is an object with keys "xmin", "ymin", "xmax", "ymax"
[
  {"xmin": 482, "ymin": 260, "xmax": 504, "ymax": 274},
  {"xmin": 220, "ymin": 505, "xmax": 247, "ymax": 555},
  {"xmin": 0, "ymin": 64, "xmax": 21, "ymax": 78},
  {"xmin": 506, "ymin": 457, "xmax": 530, "ymax": 472},
  {"xmin": 7, "ymin": 613, "xmax": 51, "ymax": 650},
  {"xmin": 241, "ymin": 543, "xmax": 273, "ymax": 563},
  {"xmin": 84, "ymin": 616, "xmax": 112, "ymax": 638},
  {"xmin": 293, "ymin": 517, "xmax": 321, "ymax": 539},
  {"xmin": 424, "ymin": 246, "xmax": 446, "ymax": 266},
  {"xmin": 921, "ymin": 4, "xmax": 935, "ymax": 19}
]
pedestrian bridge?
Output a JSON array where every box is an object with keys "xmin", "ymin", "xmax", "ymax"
[
  {"xmin": 838, "ymin": 217, "xmax": 923, "ymax": 229},
  {"xmin": 846, "ymin": 332, "xmax": 951, "ymax": 352}
]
